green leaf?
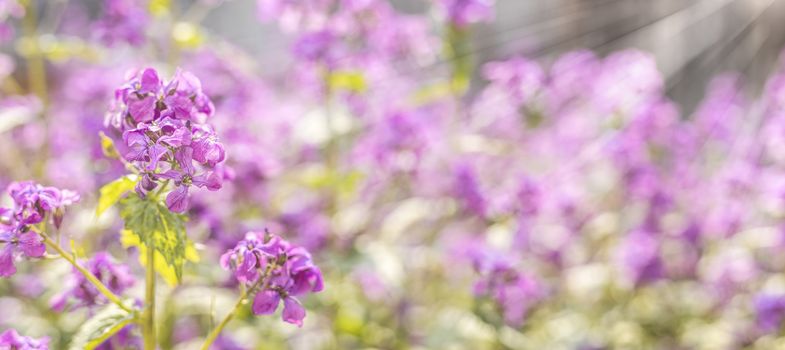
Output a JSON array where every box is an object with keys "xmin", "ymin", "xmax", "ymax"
[
  {"xmin": 96, "ymin": 175, "xmax": 138, "ymax": 217},
  {"xmin": 68, "ymin": 303, "xmax": 134, "ymax": 350},
  {"xmin": 120, "ymin": 194, "xmax": 188, "ymax": 284},
  {"xmin": 120, "ymin": 229, "xmax": 199, "ymax": 286}
]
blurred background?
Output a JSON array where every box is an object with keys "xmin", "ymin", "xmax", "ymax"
[
  {"xmin": 5, "ymin": 0, "xmax": 785, "ymax": 349},
  {"xmin": 201, "ymin": 0, "xmax": 785, "ymax": 112}
]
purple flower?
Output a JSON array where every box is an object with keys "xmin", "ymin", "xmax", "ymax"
[
  {"xmin": 0, "ymin": 329, "xmax": 49, "ymax": 349},
  {"xmin": 482, "ymin": 56, "xmax": 544, "ymax": 105},
  {"xmin": 94, "ymin": 0, "xmax": 148, "ymax": 46},
  {"xmin": 0, "ymin": 225, "xmax": 46, "ymax": 278},
  {"xmin": 138, "ymin": 68, "xmax": 161, "ymax": 94},
  {"xmin": 160, "ymin": 69, "xmax": 215, "ymax": 120},
  {"xmin": 159, "ymin": 147, "xmax": 222, "ymax": 213},
  {"xmin": 220, "ymin": 232, "xmax": 283, "ymax": 284},
  {"xmin": 754, "ymin": 294, "xmax": 785, "ymax": 333},
  {"xmin": 0, "ymin": 0, "xmax": 23, "ymax": 43},
  {"xmin": 107, "ymin": 67, "xmax": 215, "ymax": 130},
  {"xmin": 292, "ymin": 30, "xmax": 336, "ymax": 64},
  {"xmin": 353, "ymin": 110, "xmax": 432, "ymax": 174},
  {"xmin": 105, "ymin": 68, "xmax": 225, "ymax": 213},
  {"xmin": 282, "ymin": 297, "xmax": 306, "ymax": 327},
  {"xmin": 278, "ymin": 204, "xmax": 330, "ymax": 251},
  {"xmin": 0, "ymin": 244, "xmax": 17, "ymax": 277},
  {"xmin": 211, "ymin": 335, "xmax": 247, "ymax": 350},
  {"xmin": 253, "ymin": 290, "xmax": 281, "ymax": 315},
  {"xmin": 617, "ymin": 229, "xmax": 663, "ymax": 286},
  {"xmin": 191, "ymin": 125, "xmax": 225, "ymax": 167},
  {"xmin": 122, "ymin": 128, "xmax": 168, "ymax": 172},
  {"xmin": 221, "ymin": 231, "xmax": 324, "ymax": 327},
  {"xmin": 256, "ymin": 0, "xmax": 333, "ymax": 31},
  {"xmin": 94, "ymin": 325, "xmax": 140, "ymax": 350},
  {"xmin": 514, "ymin": 176, "xmax": 541, "ymax": 217},
  {"xmin": 50, "ymin": 252, "xmax": 135, "ymax": 311},
  {"xmin": 471, "ymin": 251, "xmax": 544, "ymax": 327},
  {"xmin": 453, "ymin": 162, "xmax": 487, "ymax": 218},
  {"xmin": 438, "ymin": 0, "xmax": 495, "ymax": 27},
  {"xmin": 7, "ymin": 181, "xmax": 76, "ymax": 225},
  {"xmin": 0, "ymin": 182, "xmax": 79, "ymax": 277}
]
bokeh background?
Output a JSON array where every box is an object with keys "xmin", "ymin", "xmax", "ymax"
[
  {"xmin": 4, "ymin": 0, "xmax": 785, "ymax": 349},
  {"xmin": 202, "ymin": 0, "xmax": 785, "ymax": 111}
]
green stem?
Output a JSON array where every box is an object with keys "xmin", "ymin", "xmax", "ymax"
[
  {"xmin": 37, "ymin": 232, "xmax": 133, "ymax": 313},
  {"xmin": 22, "ymin": 0, "xmax": 50, "ymax": 178},
  {"xmin": 153, "ymin": 180, "xmax": 170, "ymax": 199},
  {"xmin": 22, "ymin": 0, "xmax": 48, "ymax": 104},
  {"xmin": 200, "ymin": 266, "xmax": 273, "ymax": 350},
  {"xmin": 445, "ymin": 23, "xmax": 471, "ymax": 95},
  {"xmin": 143, "ymin": 245, "xmax": 157, "ymax": 350}
]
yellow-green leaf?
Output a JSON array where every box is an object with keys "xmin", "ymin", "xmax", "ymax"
[
  {"xmin": 96, "ymin": 175, "xmax": 138, "ymax": 217},
  {"xmin": 119, "ymin": 195, "xmax": 192, "ymax": 285},
  {"xmin": 121, "ymin": 230, "xmax": 199, "ymax": 286}
]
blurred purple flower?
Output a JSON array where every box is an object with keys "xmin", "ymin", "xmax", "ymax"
[
  {"xmin": 754, "ymin": 294, "xmax": 785, "ymax": 333},
  {"xmin": 0, "ymin": 329, "xmax": 49, "ymax": 350},
  {"xmin": 472, "ymin": 252, "xmax": 544, "ymax": 327},
  {"xmin": 438, "ymin": 0, "xmax": 494, "ymax": 27},
  {"xmin": 94, "ymin": 0, "xmax": 148, "ymax": 46},
  {"xmin": 50, "ymin": 252, "xmax": 135, "ymax": 311},
  {"xmin": 618, "ymin": 229, "xmax": 663, "ymax": 286}
]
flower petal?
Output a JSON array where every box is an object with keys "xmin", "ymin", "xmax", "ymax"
[
  {"xmin": 127, "ymin": 94, "xmax": 156, "ymax": 123},
  {"xmin": 19, "ymin": 231, "xmax": 45, "ymax": 258},
  {"xmin": 139, "ymin": 68, "xmax": 161, "ymax": 94},
  {"xmin": 252, "ymin": 290, "xmax": 280, "ymax": 315},
  {"xmin": 165, "ymin": 186, "xmax": 189, "ymax": 213},
  {"xmin": 282, "ymin": 297, "xmax": 306, "ymax": 327},
  {"xmin": 0, "ymin": 246, "xmax": 17, "ymax": 277}
]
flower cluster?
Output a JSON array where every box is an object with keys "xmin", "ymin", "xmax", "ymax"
[
  {"xmin": 471, "ymin": 251, "xmax": 545, "ymax": 327},
  {"xmin": 0, "ymin": 181, "xmax": 79, "ymax": 277},
  {"xmin": 221, "ymin": 231, "xmax": 324, "ymax": 327},
  {"xmin": 0, "ymin": 329, "xmax": 49, "ymax": 350},
  {"xmin": 617, "ymin": 229, "xmax": 664, "ymax": 286},
  {"xmin": 50, "ymin": 252, "xmax": 135, "ymax": 311},
  {"xmin": 754, "ymin": 294, "xmax": 785, "ymax": 334},
  {"xmin": 94, "ymin": 0, "xmax": 148, "ymax": 46},
  {"xmin": 106, "ymin": 67, "xmax": 225, "ymax": 213}
]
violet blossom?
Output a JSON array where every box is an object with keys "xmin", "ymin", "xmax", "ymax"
[
  {"xmin": 105, "ymin": 67, "xmax": 226, "ymax": 213},
  {"xmin": 220, "ymin": 231, "xmax": 324, "ymax": 327},
  {"xmin": 0, "ymin": 181, "xmax": 79, "ymax": 277},
  {"xmin": 50, "ymin": 252, "xmax": 136, "ymax": 311}
]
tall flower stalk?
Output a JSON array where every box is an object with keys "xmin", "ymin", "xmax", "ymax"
[{"xmin": 101, "ymin": 67, "xmax": 226, "ymax": 349}]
